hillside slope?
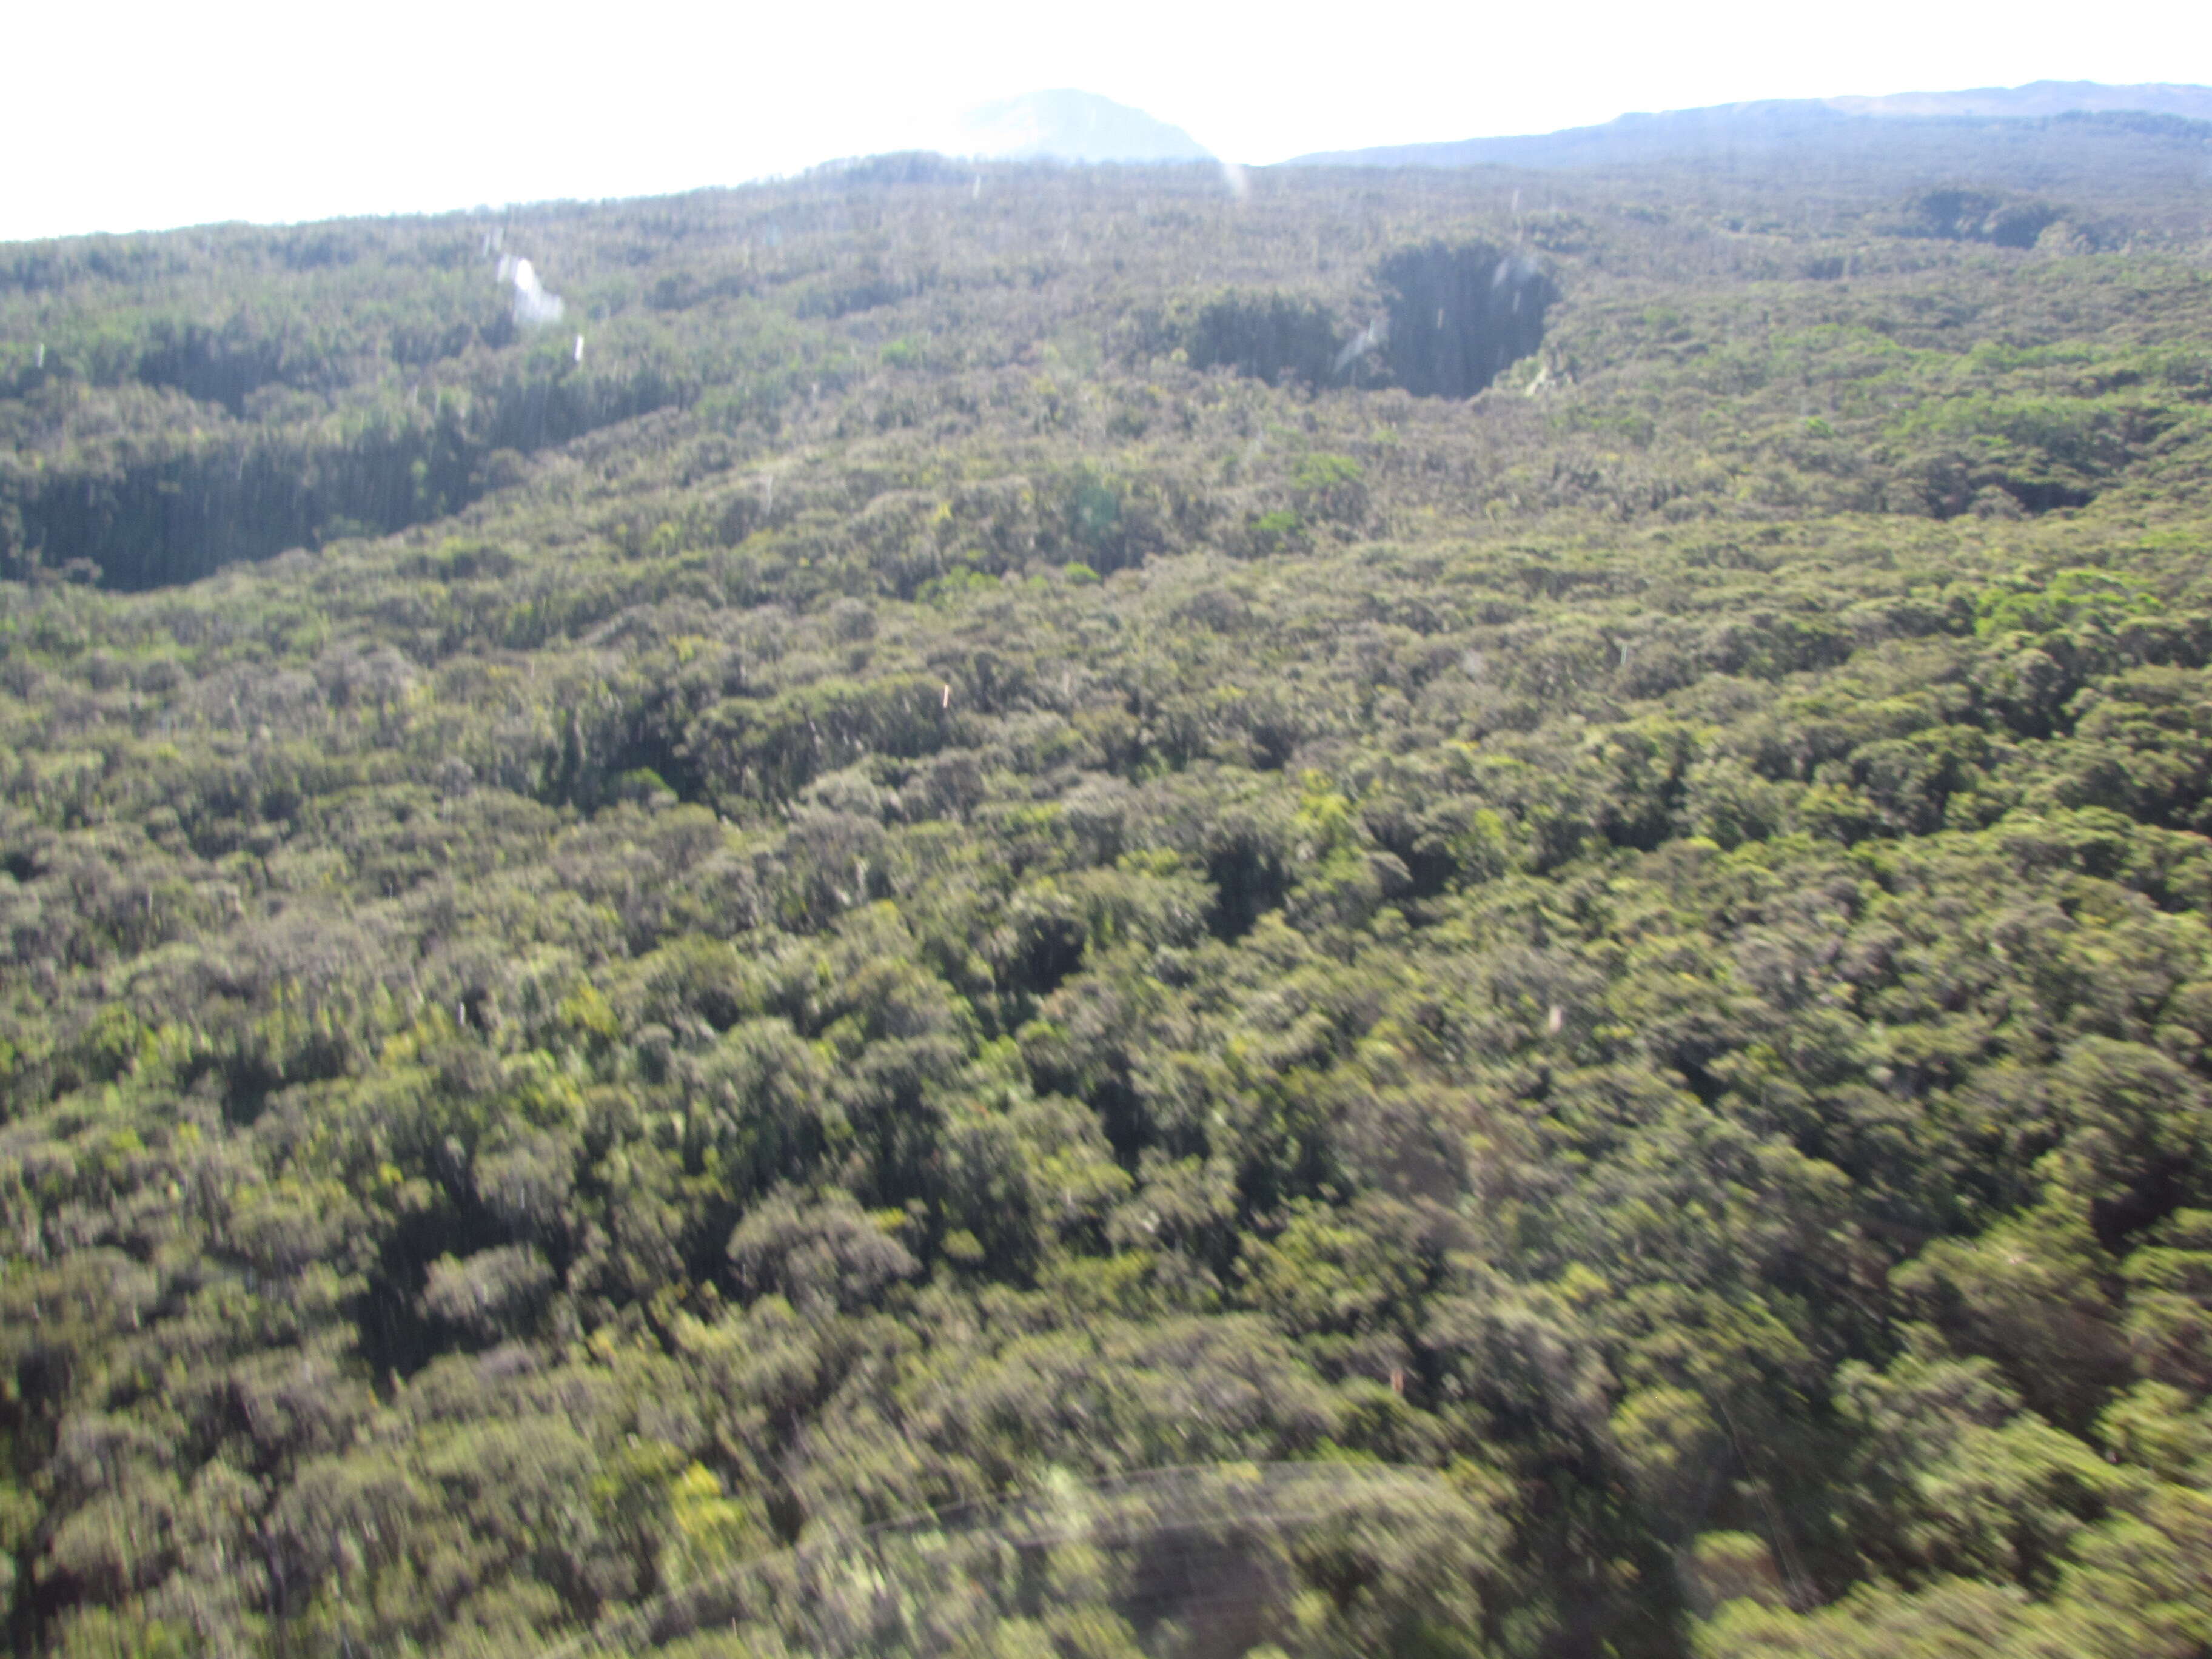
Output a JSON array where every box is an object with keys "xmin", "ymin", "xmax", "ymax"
[{"xmin": 5, "ymin": 121, "xmax": 2212, "ymax": 1659}]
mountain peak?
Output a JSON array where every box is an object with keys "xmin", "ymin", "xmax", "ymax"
[{"xmin": 947, "ymin": 89, "xmax": 1212, "ymax": 164}]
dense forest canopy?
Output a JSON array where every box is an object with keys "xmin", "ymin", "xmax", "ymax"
[{"xmin": 5, "ymin": 109, "xmax": 2212, "ymax": 1659}]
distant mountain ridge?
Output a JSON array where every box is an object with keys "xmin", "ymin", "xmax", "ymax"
[
  {"xmin": 1827, "ymin": 81, "xmax": 2212, "ymax": 121},
  {"xmin": 1289, "ymin": 81, "xmax": 2212, "ymax": 171}
]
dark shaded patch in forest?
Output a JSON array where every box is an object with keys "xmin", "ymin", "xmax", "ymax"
[
  {"xmin": 1894, "ymin": 187, "xmax": 2066, "ymax": 248},
  {"xmin": 1205, "ymin": 831, "xmax": 1291, "ymax": 940},
  {"xmin": 794, "ymin": 267, "xmax": 936, "ymax": 320},
  {"xmin": 1184, "ymin": 292, "xmax": 1345, "ymax": 388},
  {"xmin": 1377, "ymin": 240, "xmax": 1555, "ymax": 398},
  {"xmin": 1999, "ymin": 477, "xmax": 2096, "ymax": 512},
  {"xmin": 1181, "ymin": 240, "xmax": 1553, "ymax": 398},
  {"xmin": 4, "ymin": 366, "xmax": 685, "ymax": 590}
]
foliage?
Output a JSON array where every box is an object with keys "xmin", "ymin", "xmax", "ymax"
[{"xmin": 4, "ymin": 129, "xmax": 2212, "ymax": 1659}]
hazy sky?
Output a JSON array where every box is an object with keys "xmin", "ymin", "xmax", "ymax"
[{"xmin": 6, "ymin": 0, "xmax": 2207, "ymax": 241}]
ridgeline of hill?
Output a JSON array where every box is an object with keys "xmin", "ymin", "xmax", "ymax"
[
  {"xmin": 1290, "ymin": 83, "xmax": 2212, "ymax": 178},
  {"xmin": 6, "ymin": 109, "xmax": 2212, "ymax": 1659}
]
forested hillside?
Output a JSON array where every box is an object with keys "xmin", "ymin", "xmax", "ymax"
[{"xmin": 6, "ymin": 122, "xmax": 2212, "ymax": 1659}]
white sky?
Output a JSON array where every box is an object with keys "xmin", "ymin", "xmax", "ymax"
[{"xmin": 5, "ymin": 0, "xmax": 2208, "ymax": 241}]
